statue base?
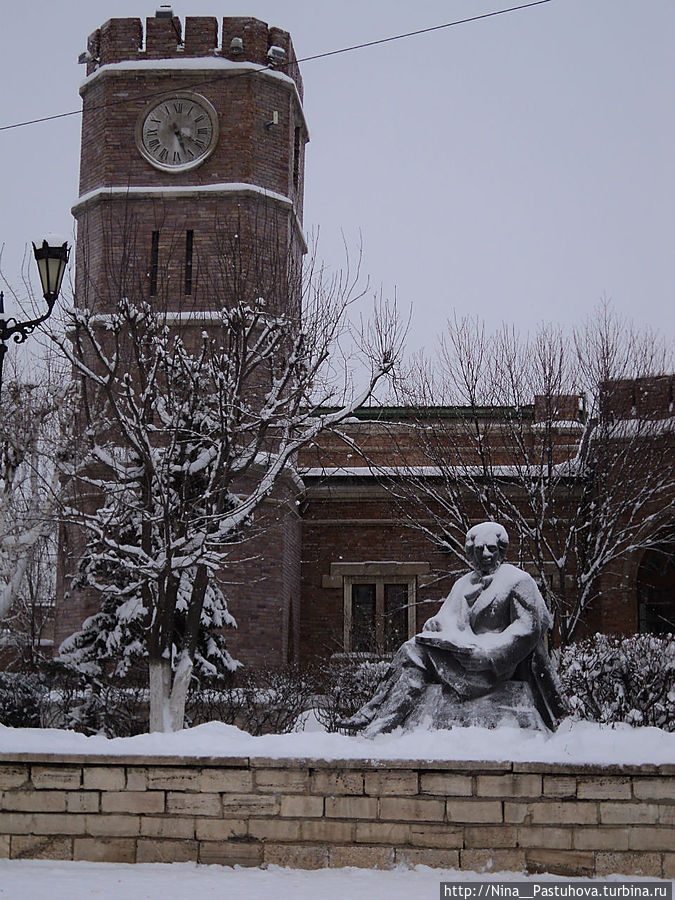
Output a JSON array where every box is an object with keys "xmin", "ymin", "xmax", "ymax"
[{"xmin": 398, "ymin": 681, "xmax": 549, "ymax": 733}]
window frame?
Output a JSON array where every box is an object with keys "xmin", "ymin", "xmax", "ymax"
[{"xmin": 343, "ymin": 573, "xmax": 417, "ymax": 654}]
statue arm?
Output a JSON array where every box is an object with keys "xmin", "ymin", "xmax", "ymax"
[
  {"xmin": 480, "ymin": 578, "xmax": 548, "ymax": 679},
  {"xmin": 422, "ymin": 582, "xmax": 464, "ymax": 632}
]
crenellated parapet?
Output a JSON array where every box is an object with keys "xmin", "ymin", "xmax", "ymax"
[{"xmin": 85, "ymin": 15, "xmax": 303, "ymax": 98}]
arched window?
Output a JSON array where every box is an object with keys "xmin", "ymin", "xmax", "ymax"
[{"xmin": 637, "ymin": 538, "xmax": 675, "ymax": 634}]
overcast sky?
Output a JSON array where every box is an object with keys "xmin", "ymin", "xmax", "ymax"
[{"xmin": 1, "ymin": 0, "xmax": 673, "ymax": 360}]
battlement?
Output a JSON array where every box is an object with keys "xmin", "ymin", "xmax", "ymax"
[{"xmin": 85, "ymin": 15, "xmax": 303, "ymax": 98}]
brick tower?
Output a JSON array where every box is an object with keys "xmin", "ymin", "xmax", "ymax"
[
  {"xmin": 73, "ymin": 12, "xmax": 307, "ymax": 315},
  {"xmin": 55, "ymin": 13, "xmax": 308, "ymax": 665}
]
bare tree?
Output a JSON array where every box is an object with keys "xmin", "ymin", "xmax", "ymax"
[
  {"xmin": 0, "ymin": 530, "xmax": 56, "ymax": 670},
  {"xmin": 390, "ymin": 303, "xmax": 674, "ymax": 644},
  {"xmin": 54, "ymin": 210, "xmax": 403, "ymax": 732},
  {"xmin": 567, "ymin": 305, "xmax": 675, "ymax": 640},
  {"xmin": 0, "ymin": 354, "xmax": 77, "ymax": 628}
]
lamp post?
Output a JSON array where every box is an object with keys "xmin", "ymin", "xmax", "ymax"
[{"xmin": 0, "ymin": 236, "xmax": 70, "ymax": 402}]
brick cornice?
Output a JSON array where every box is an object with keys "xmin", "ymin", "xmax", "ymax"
[
  {"xmin": 79, "ymin": 59, "xmax": 309, "ymax": 139},
  {"xmin": 71, "ymin": 183, "xmax": 307, "ymax": 253}
]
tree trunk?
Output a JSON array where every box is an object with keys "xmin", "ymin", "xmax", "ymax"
[
  {"xmin": 148, "ymin": 657, "xmax": 172, "ymax": 732},
  {"xmin": 148, "ymin": 654, "xmax": 193, "ymax": 732},
  {"xmin": 168, "ymin": 651, "xmax": 194, "ymax": 732}
]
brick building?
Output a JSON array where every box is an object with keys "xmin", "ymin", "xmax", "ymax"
[
  {"xmin": 54, "ymin": 13, "xmax": 674, "ymax": 668},
  {"xmin": 296, "ymin": 381, "xmax": 675, "ymax": 663}
]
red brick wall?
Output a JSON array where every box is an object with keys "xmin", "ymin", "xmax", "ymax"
[
  {"xmin": 218, "ymin": 481, "xmax": 302, "ymax": 668},
  {"xmin": 76, "ymin": 15, "xmax": 307, "ymax": 313},
  {"xmin": 299, "ymin": 487, "xmax": 452, "ymax": 664},
  {"xmin": 600, "ymin": 376, "xmax": 674, "ymax": 421},
  {"xmin": 73, "ymin": 194, "xmax": 303, "ymax": 314},
  {"xmin": 299, "ymin": 416, "xmax": 585, "ymax": 469}
]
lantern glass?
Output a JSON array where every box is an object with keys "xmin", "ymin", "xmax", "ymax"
[{"xmin": 32, "ymin": 238, "xmax": 70, "ymax": 303}]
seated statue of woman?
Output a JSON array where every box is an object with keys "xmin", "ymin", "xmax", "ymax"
[{"xmin": 342, "ymin": 522, "xmax": 566, "ymax": 736}]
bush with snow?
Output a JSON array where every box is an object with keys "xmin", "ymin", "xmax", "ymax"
[
  {"xmin": 560, "ymin": 632, "xmax": 675, "ymax": 731},
  {"xmin": 0, "ymin": 672, "xmax": 45, "ymax": 728},
  {"xmin": 313, "ymin": 656, "xmax": 390, "ymax": 732},
  {"xmin": 59, "ymin": 556, "xmax": 239, "ymax": 685},
  {"xmin": 187, "ymin": 665, "xmax": 315, "ymax": 736},
  {"xmin": 37, "ymin": 662, "xmax": 149, "ymax": 737}
]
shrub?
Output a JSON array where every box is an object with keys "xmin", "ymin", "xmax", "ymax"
[
  {"xmin": 187, "ymin": 665, "xmax": 315, "ymax": 736},
  {"xmin": 62, "ymin": 683, "xmax": 148, "ymax": 737},
  {"xmin": 39, "ymin": 662, "xmax": 148, "ymax": 737},
  {"xmin": 559, "ymin": 633, "xmax": 675, "ymax": 731},
  {"xmin": 0, "ymin": 672, "xmax": 46, "ymax": 728},
  {"xmin": 313, "ymin": 656, "xmax": 390, "ymax": 733}
]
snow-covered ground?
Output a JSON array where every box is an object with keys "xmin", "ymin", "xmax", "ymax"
[
  {"xmin": 0, "ymin": 717, "xmax": 673, "ymax": 765},
  {"xmin": 0, "ymin": 860, "xmax": 667, "ymax": 899}
]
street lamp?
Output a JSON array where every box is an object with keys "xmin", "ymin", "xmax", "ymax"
[{"xmin": 0, "ymin": 235, "xmax": 70, "ymax": 400}]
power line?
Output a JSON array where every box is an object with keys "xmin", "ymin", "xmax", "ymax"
[
  {"xmin": 0, "ymin": 0, "xmax": 552, "ymax": 134},
  {"xmin": 297, "ymin": 1, "xmax": 551, "ymax": 64}
]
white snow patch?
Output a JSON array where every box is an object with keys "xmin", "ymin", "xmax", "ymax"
[
  {"xmin": 73, "ymin": 182, "xmax": 293, "ymax": 210},
  {"xmin": 0, "ymin": 719, "xmax": 673, "ymax": 765},
  {"xmin": 0, "ymin": 860, "xmax": 658, "ymax": 898},
  {"xmin": 530, "ymin": 420, "xmax": 584, "ymax": 430}
]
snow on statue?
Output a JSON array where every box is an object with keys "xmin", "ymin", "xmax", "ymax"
[{"xmin": 342, "ymin": 522, "xmax": 567, "ymax": 735}]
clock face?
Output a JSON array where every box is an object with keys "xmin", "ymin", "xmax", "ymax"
[{"xmin": 135, "ymin": 92, "xmax": 219, "ymax": 173}]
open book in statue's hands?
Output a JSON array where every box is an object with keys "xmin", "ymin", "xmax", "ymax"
[
  {"xmin": 415, "ymin": 618, "xmax": 477, "ymax": 654},
  {"xmin": 415, "ymin": 631, "xmax": 476, "ymax": 655},
  {"xmin": 415, "ymin": 623, "xmax": 494, "ymax": 671}
]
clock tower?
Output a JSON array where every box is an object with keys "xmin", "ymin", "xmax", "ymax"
[
  {"xmin": 73, "ymin": 12, "xmax": 307, "ymax": 316},
  {"xmin": 57, "ymin": 13, "xmax": 308, "ymax": 666}
]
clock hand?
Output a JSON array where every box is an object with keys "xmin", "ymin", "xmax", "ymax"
[
  {"xmin": 171, "ymin": 122, "xmax": 188, "ymax": 156},
  {"xmin": 184, "ymin": 131, "xmax": 207, "ymax": 152}
]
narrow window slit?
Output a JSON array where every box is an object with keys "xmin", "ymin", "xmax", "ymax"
[
  {"xmin": 149, "ymin": 230, "xmax": 159, "ymax": 296},
  {"xmin": 185, "ymin": 230, "xmax": 194, "ymax": 295},
  {"xmin": 293, "ymin": 127, "xmax": 301, "ymax": 188}
]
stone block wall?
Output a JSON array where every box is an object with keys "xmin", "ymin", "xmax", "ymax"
[{"xmin": 0, "ymin": 754, "xmax": 672, "ymax": 876}]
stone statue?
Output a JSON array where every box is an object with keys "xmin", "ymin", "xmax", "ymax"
[{"xmin": 342, "ymin": 522, "xmax": 566, "ymax": 736}]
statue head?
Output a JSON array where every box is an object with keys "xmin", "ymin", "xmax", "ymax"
[{"xmin": 465, "ymin": 522, "xmax": 509, "ymax": 576}]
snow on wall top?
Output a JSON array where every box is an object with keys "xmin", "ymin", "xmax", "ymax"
[{"xmin": 0, "ymin": 720, "xmax": 673, "ymax": 767}]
